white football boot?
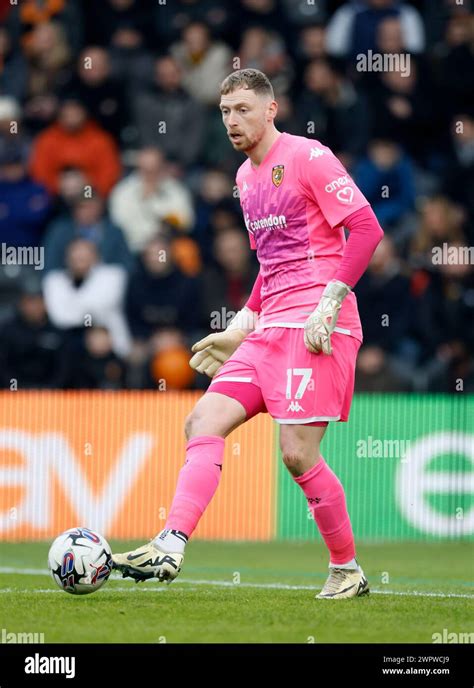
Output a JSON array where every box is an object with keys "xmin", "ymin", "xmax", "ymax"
[
  {"xmin": 316, "ymin": 564, "xmax": 369, "ymax": 599},
  {"xmin": 112, "ymin": 541, "xmax": 184, "ymax": 584}
]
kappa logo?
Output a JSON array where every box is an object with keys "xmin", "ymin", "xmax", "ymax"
[
  {"xmin": 286, "ymin": 401, "xmax": 305, "ymax": 412},
  {"xmin": 307, "ymin": 496, "xmax": 321, "ymax": 504},
  {"xmin": 309, "ymin": 147, "xmax": 326, "ymax": 160}
]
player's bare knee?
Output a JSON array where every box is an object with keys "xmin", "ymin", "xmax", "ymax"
[
  {"xmin": 185, "ymin": 393, "xmax": 246, "ymax": 440},
  {"xmin": 184, "ymin": 412, "xmax": 194, "ymax": 441},
  {"xmin": 281, "ymin": 451, "xmax": 307, "ymax": 476},
  {"xmin": 184, "ymin": 408, "xmax": 209, "ymax": 440},
  {"xmin": 184, "ymin": 406, "xmax": 223, "ymax": 440},
  {"xmin": 281, "ymin": 438, "xmax": 321, "ymax": 476}
]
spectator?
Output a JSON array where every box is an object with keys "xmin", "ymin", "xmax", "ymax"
[
  {"xmin": 355, "ymin": 236, "xmax": 414, "ymax": 355},
  {"xmin": 5, "ymin": 0, "xmax": 83, "ymax": 55},
  {"xmin": 354, "ymin": 138, "xmax": 416, "ymax": 234},
  {"xmin": 410, "ymin": 246, "xmax": 474, "ymax": 384},
  {"xmin": 0, "ymin": 138, "xmax": 51, "ymax": 247},
  {"xmin": 0, "ymin": 279, "xmax": 65, "ymax": 389},
  {"xmin": 368, "ymin": 60, "xmax": 438, "ymax": 164},
  {"xmin": 376, "ymin": 15, "xmax": 407, "ymax": 54},
  {"xmin": 62, "ymin": 326, "xmax": 126, "ymax": 389},
  {"xmin": 294, "ymin": 23, "xmax": 328, "ymax": 70},
  {"xmin": 353, "ymin": 15, "xmax": 419, "ymax": 88},
  {"xmin": 410, "ymin": 195, "xmax": 465, "ymax": 268},
  {"xmin": 29, "ymin": 96, "xmax": 122, "ymax": 197},
  {"xmin": 0, "ymin": 26, "xmax": 28, "ymax": 101},
  {"xmin": 207, "ymin": 203, "xmax": 242, "ymax": 236},
  {"xmin": 431, "ymin": 12, "xmax": 474, "ymax": 118},
  {"xmin": 422, "ymin": 0, "xmax": 470, "ymax": 49},
  {"xmin": 69, "ymin": 46, "xmax": 128, "ymax": 143},
  {"xmin": 84, "ymin": 0, "xmax": 156, "ymax": 96},
  {"xmin": 238, "ymin": 26, "xmax": 293, "ymax": 95},
  {"xmin": 43, "ymin": 238, "xmax": 131, "ymax": 356},
  {"xmin": 51, "ymin": 167, "xmax": 90, "ymax": 215},
  {"xmin": 201, "ymin": 227, "xmax": 259, "ymax": 329},
  {"xmin": 193, "ymin": 168, "xmax": 237, "ymax": 261},
  {"xmin": 83, "ymin": 0, "xmax": 154, "ymax": 50},
  {"xmin": 355, "ymin": 344, "xmax": 411, "ymax": 392},
  {"xmin": 426, "ymin": 341, "xmax": 474, "ymax": 393},
  {"xmin": 442, "ymin": 113, "xmax": 474, "ymax": 231},
  {"xmin": 297, "ymin": 58, "xmax": 369, "ymax": 156},
  {"xmin": 132, "ymin": 56, "xmax": 206, "ymax": 166},
  {"xmin": 43, "ymin": 191, "xmax": 134, "ymax": 273},
  {"xmin": 153, "ymin": 0, "xmax": 236, "ymax": 49},
  {"xmin": 281, "ymin": 0, "xmax": 326, "ymax": 33},
  {"xmin": 23, "ymin": 21, "xmax": 73, "ymax": 103},
  {"xmin": 109, "ymin": 147, "xmax": 194, "ymax": 253},
  {"xmin": 170, "ymin": 22, "xmax": 231, "ymax": 105},
  {"xmin": 326, "ymin": 0, "xmax": 425, "ymax": 61},
  {"xmin": 85, "ymin": 0, "xmax": 157, "ymax": 95},
  {"xmin": 239, "ymin": 0, "xmax": 287, "ymax": 36},
  {"xmin": 125, "ymin": 234, "xmax": 200, "ymax": 342}
]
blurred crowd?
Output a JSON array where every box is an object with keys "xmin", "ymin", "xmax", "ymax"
[{"xmin": 0, "ymin": 0, "xmax": 473, "ymax": 393}]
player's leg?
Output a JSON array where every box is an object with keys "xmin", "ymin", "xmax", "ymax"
[
  {"xmin": 113, "ymin": 333, "xmax": 266, "ymax": 583},
  {"xmin": 279, "ymin": 422, "xmax": 368, "ymax": 599},
  {"xmin": 112, "ymin": 391, "xmax": 248, "ymax": 582},
  {"xmin": 261, "ymin": 328, "xmax": 368, "ymax": 598},
  {"xmin": 280, "ymin": 423, "xmax": 356, "ymax": 568},
  {"xmin": 160, "ymin": 375, "xmax": 265, "ymax": 543},
  {"xmin": 154, "ymin": 391, "xmax": 250, "ymax": 547}
]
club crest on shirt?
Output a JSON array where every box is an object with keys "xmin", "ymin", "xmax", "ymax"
[{"xmin": 272, "ymin": 164, "xmax": 284, "ymax": 187}]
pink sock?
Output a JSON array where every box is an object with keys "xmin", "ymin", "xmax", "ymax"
[
  {"xmin": 293, "ymin": 456, "xmax": 356, "ymax": 565},
  {"xmin": 165, "ymin": 435, "xmax": 225, "ymax": 537}
]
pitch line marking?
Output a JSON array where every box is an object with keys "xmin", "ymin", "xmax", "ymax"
[{"xmin": 0, "ymin": 568, "xmax": 473, "ymax": 599}]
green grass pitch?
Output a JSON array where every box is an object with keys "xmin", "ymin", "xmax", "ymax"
[{"xmin": 0, "ymin": 540, "xmax": 472, "ymax": 643}]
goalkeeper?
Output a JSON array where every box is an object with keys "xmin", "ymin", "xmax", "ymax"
[{"xmin": 113, "ymin": 69, "xmax": 383, "ymax": 599}]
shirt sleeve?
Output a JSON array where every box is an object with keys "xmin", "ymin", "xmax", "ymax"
[
  {"xmin": 297, "ymin": 141, "xmax": 370, "ymax": 228},
  {"xmin": 334, "ymin": 206, "xmax": 384, "ymax": 288},
  {"xmin": 244, "ymin": 269, "xmax": 262, "ymax": 313}
]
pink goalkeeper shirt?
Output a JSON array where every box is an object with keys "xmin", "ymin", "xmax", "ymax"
[{"xmin": 236, "ymin": 132, "xmax": 370, "ymax": 341}]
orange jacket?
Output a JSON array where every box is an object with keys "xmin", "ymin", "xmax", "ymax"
[{"xmin": 29, "ymin": 120, "xmax": 122, "ymax": 197}]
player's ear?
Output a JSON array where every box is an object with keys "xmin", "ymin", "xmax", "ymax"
[{"xmin": 267, "ymin": 99, "xmax": 278, "ymax": 122}]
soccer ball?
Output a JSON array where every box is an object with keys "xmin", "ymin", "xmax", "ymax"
[{"xmin": 48, "ymin": 527, "xmax": 113, "ymax": 595}]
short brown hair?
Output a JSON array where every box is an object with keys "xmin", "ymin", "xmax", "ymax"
[{"xmin": 220, "ymin": 68, "xmax": 274, "ymax": 98}]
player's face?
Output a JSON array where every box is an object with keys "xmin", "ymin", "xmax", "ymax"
[{"xmin": 220, "ymin": 88, "xmax": 274, "ymax": 153}]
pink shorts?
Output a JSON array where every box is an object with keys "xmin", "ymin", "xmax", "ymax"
[{"xmin": 208, "ymin": 328, "xmax": 361, "ymax": 425}]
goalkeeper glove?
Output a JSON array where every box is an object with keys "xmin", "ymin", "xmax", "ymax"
[
  {"xmin": 304, "ymin": 280, "xmax": 351, "ymax": 355},
  {"xmin": 189, "ymin": 307, "xmax": 257, "ymax": 378}
]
